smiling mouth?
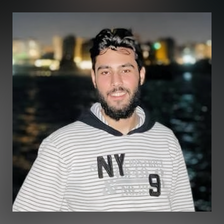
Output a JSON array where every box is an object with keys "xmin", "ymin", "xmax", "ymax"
[
  {"xmin": 110, "ymin": 91, "xmax": 126, "ymax": 97},
  {"xmin": 108, "ymin": 87, "xmax": 129, "ymax": 96}
]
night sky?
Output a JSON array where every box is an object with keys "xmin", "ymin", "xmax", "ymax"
[{"xmin": 13, "ymin": 12, "xmax": 211, "ymax": 46}]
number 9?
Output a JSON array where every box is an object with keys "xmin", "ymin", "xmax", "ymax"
[{"xmin": 149, "ymin": 174, "xmax": 161, "ymax": 196}]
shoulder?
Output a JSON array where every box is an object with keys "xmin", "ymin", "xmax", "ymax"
[
  {"xmin": 37, "ymin": 120, "xmax": 96, "ymax": 157},
  {"xmin": 152, "ymin": 121, "xmax": 175, "ymax": 135},
  {"xmin": 151, "ymin": 122, "xmax": 180, "ymax": 147},
  {"xmin": 48, "ymin": 120, "xmax": 92, "ymax": 141},
  {"xmin": 39, "ymin": 120, "xmax": 93, "ymax": 148}
]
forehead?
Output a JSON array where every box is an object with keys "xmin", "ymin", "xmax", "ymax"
[
  {"xmin": 95, "ymin": 48, "xmax": 136, "ymax": 65},
  {"xmin": 100, "ymin": 47, "xmax": 135, "ymax": 56}
]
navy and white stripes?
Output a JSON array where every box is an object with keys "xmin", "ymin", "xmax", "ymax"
[{"xmin": 13, "ymin": 103, "xmax": 195, "ymax": 211}]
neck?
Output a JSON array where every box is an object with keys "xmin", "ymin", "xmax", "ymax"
[{"xmin": 102, "ymin": 109, "xmax": 139, "ymax": 135}]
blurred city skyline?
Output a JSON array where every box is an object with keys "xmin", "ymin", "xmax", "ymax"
[{"xmin": 13, "ymin": 12, "xmax": 211, "ymax": 46}]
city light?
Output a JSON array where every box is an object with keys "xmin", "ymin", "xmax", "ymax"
[
  {"xmin": 78, "ymin": 60, "xmax": 92, "ymax": 70},
  {"xmin": 12, "ymin": 34, "xmax": 212, "ymax": 75},
  {"xmin": 182, "ymin": 55, "xmax": 196, "ymax": 64},
  {"xmin": 153, "ymin": 42, "xmax": 161, "ymax": 50},
  {"xmin": 34, "ymin": 59, "xmax": 60, "ymax": 71}
]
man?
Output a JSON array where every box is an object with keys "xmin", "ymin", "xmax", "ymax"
[{"xmin": 13, "ymin": 28, "xmax": 195, "ymax": 211}]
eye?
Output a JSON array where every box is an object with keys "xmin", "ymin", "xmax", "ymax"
[
  {"xmin": 101, "ymin": 70, "xmax": 110, "ymax": 75},
  {"xmin": 122, "ymin": 69, "xmax": 131, "ymax": 73}
]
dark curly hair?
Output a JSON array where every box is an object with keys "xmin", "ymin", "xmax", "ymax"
[{"xmin": 89, "ymin": 28, "xmax": 144, "ymax": 71}]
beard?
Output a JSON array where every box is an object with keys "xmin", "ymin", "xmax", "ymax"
[{"xmin": 96, "ymin": 85, "xmax": 141, "ymax": 121}]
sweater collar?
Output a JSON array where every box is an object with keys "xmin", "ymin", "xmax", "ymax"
[{"xmin": 78, "ymin": 102, "xmax": 155, "ymax": 136}]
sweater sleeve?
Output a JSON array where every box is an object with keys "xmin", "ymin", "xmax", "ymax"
[
  {"xmin": 13, "ymin": 137, "xmax": 68, "ymax": 211},
  {"xmin": 169, "ymin": 135, "xmax": 195, "ymax": 211}
]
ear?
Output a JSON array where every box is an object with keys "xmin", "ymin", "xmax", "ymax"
[
  {"xmin": 91, "ymin": 69, "xmax": 97, "ymax": 88},
  {"xmin": 139, "ymin": 67, "xmax": 146, "ymax": 85}
]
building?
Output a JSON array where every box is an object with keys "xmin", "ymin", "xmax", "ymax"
[{"xmin": 13, "ymin": 39, "xmax": 41, "ymax": 65}]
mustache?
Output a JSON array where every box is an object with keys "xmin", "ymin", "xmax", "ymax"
[{"xmin": 107, "ymin": 86, "xmax": 130, "ymax": 95}]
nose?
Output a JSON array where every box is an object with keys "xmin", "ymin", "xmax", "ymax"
[{"xmin": 111, "ymin": 72, "xmax": 123, "ymax": 87}]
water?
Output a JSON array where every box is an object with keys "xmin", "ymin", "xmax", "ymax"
[{"xmin": 13, "ymin": 64, "xmax": 211, "ymax": 211}]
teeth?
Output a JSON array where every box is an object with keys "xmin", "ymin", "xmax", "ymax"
[{"xmin": 111, "ymin": 92, "xmax": 125, "ymax": 97}]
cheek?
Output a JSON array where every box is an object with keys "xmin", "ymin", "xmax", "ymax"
[
  {"xmin": 96, "ymin": 76, "xmax": 110, "ymax": 88},
  {"xmin": 95, "ymin": 80, "xmax": 109, "ymax": 94},
  {"xmin": 123, "ymin": 77, "xmax": 139, "ymax": 89}
]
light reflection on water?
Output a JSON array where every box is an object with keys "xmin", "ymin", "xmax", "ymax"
[{"xmin": 183, "ymin": 72, "xmax": 192, "ymax": 81}]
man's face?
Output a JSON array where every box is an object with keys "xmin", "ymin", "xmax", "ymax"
[{"xmin": 91, "ymin": 48, "xmax": 145, "ymax": 121}]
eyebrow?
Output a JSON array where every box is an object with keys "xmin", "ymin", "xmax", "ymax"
[{"xmin": 97, "ymin": 63, "xmax": 135, "ymax": 72}]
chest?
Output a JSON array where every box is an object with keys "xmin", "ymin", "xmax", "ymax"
[{"xmin": 62, "ymin": 136, "xmax": 174, "ymax": 211}]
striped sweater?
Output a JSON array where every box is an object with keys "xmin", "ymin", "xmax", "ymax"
[{"xmin": 13, "ymin": 103, "xmax": 195, "ymax": 211}]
